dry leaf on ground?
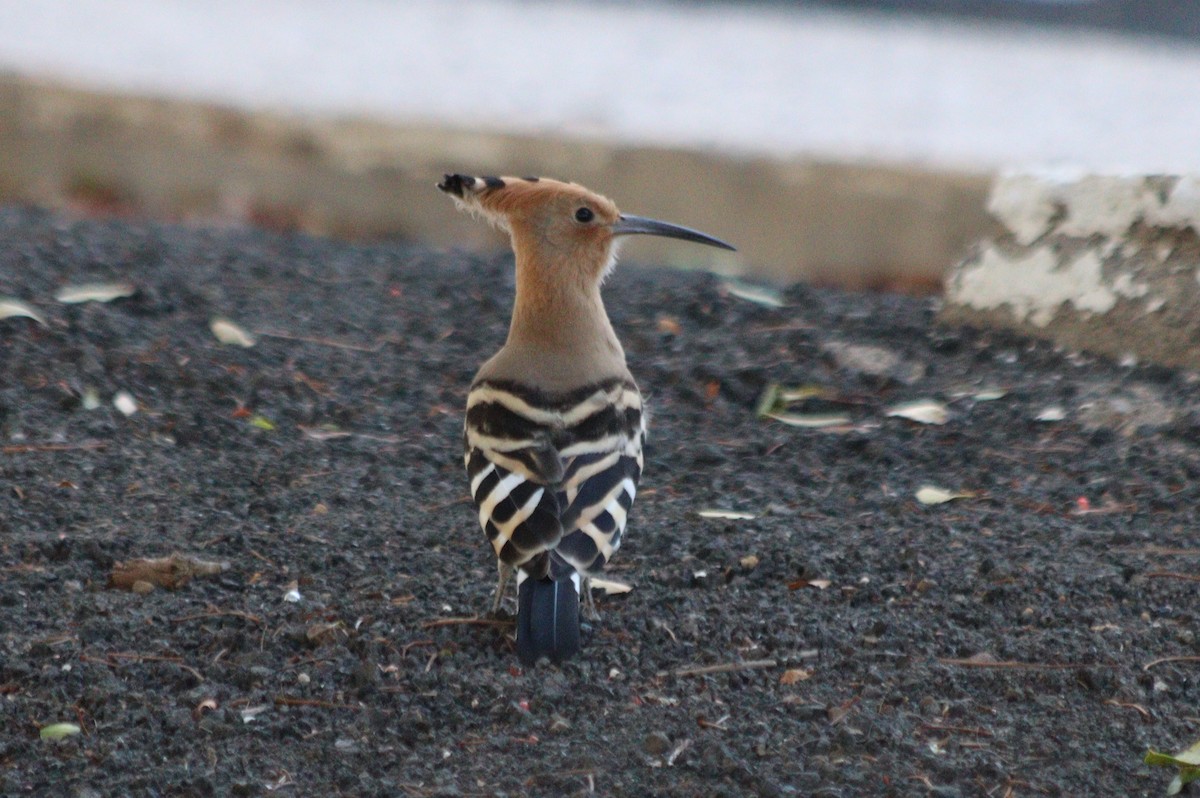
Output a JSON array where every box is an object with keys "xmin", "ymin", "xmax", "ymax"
[
  {"xmin": 0, "ymin": 297, "xmax": 47, "ymax": 326},
  {"xmin": 109, "ymin": 554, "xmax": 229, "ymax": 591},
  {"xmin": 55, "ymin": 282, "xmax": 135, "ymax": 304},
  {"xmin": 886, "ymin": 399, "xmax": 948, "ymax": 425},
  {"xmin": 780, "ymin": 668, "xmax": 813, "ymax": 685},
  {"xmin": 698, "ymin": 509, "xmax": 757, "ymax": 520},
  {"xmin": 915, "ymin": 485, "xmax": 976, "ymax": 505},
  {"xmin": 210, "ymin": 317, "xmax": 256, "ymax": 347},
  {"xmin": 589, "ymin": 577, "xmax": 633, "ymax": 595}
]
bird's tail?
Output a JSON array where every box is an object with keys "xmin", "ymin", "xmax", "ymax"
[{"xmin": 516, "ymin": 572, "xmax": 581, "ymax": 666}]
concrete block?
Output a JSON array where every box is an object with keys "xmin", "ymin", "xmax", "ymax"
[{"xmin": 941, "ymin": 173, "xmax": 1200, "ymax": 370}]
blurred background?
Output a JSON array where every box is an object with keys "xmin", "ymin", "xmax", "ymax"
[{"xmin": 1, "ymin": 0, "xmax": 1199, "ymax": 291}]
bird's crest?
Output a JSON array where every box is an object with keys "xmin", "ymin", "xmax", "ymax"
[{"xmin": 437, "ymin": 174, "xmax": 618, "ymax": 233}]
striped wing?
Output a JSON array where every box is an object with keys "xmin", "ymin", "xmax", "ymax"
[{"xmin": 465, "ymin": 377, "xmax": 644, "ymax": 577}]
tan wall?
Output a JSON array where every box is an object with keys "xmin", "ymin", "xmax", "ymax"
[{"xmin": 0, "ymin": 75, "xmax": 996, "ymax": 291}]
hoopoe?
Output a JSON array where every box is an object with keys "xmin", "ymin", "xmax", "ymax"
[{"xmin": 438, "ymin": 173, "xmax": 734, "ymax": 665}]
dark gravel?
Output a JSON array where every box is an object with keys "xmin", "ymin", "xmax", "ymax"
[{"xmin": 1, "ymin": 206, "xmax": 1198, "ymax": 797}]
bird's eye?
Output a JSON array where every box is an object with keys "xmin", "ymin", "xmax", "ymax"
[{"xmin": 574, "ymin": 207, "xmax": 594, "ymax": 223}]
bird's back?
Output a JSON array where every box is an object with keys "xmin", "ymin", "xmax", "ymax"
[{"xmin": 464, "ymin": 372, "xmax": 644, "ymax": 663}]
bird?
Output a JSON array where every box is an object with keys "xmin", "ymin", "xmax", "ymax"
[{"xmin": 437, "ymin": 173, "xmax": 734, "ymax": 665}]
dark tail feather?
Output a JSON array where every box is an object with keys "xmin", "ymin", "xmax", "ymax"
[{"xmin": 516, "ymin": 576, "xmax": 581, "ymax": 666}]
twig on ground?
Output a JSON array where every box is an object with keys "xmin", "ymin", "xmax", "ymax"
[
  {"xmin": 1115, "ymin": 545, "xmax": 1200, "ymax": 557},
  {"xmin": 918, "ymin": 722, "xmax": 994, "ymax": 737},
  {"xmin": 421, "ymin": 617, "xmax": 513, "ymax": 629},
  {"xmin": 82, "ymin": 652, "xmax": 204, "ymax": 682},
  {"xmin": 697, "ymin": 714, "xmax": 730, "ymax": 731},
  {"xmin": 253, "ymin": 329, "xmax": 390, "ymax": 352},
  {"xmin": 171, "ymin": 608, "xmax": 264, "ymax": 626},
  {"xmin": 1104, "ymin": 699, "xmax": 1151, "ymax": 720},
  {"xmin": 749, "ymin": 323, "xmax": 815, "ymax": 334},
  {"xmin": 674, "ymin": 659, "xmax": 777, "ymax": 677},
  {"xmin": 274, "ymin": 695, "xmax": 361, "ymax": 711},
  {"xmin": 937, "ymin": 657, "xmax": 1110, "ymax": 670},
  {"xmin": 401, "ymin": 639, "xmax": 436, "ymax": 655},
  {"xmin": 1143, "ymin": 655, "xmax": 1200, "ymax": 671},
  {"xmin": 1144, "ymin": 571, "xmax": 1200, "ymax": 582},
  {"xmin": 2, "ymin": 441, "xmax": 107, "ymax": 454},
  {"xmin": 419, "ymin": 496, "xmax": 472, "ymax": 513}
]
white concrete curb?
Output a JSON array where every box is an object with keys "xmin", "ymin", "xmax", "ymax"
[{"xmin": 942, "ymin": 173, "xmax": 1200, "ymax": 369}]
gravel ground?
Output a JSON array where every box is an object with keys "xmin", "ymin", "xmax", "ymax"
[{"xmin": 1, "ymin": 207, "xmax": 1198, "ymax": 797}]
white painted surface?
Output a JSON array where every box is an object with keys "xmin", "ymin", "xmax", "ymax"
[
  {"xmin": 1, "ymin": 0, "xmax": 1200, "ymax": 171},
  {"xmin": 947, "ymin": 172, "xmax": 1200, "ymax": 329},
  {"xmin": 988, "ymin": 172, "xmax": 1200, "ymax": 240},
  {"xmin": 950, "ymin": 246, "xmax": 1138, "ymax": 327}
]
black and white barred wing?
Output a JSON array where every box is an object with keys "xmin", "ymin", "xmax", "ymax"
[
  {"xmin": 465, "ymin": 378, "xmax": 644, "ymax": 575},
  {"xmin": 464, "ymin": 384, "xmax": 564, "ymax": 568}
]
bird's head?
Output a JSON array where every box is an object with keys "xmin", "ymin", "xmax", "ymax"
[{"xmin": 437, "ymin": 174, "xmax": 734, "ymax": 284}]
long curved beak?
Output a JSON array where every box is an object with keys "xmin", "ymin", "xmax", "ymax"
[{"xmin": 611, "ymin": 215, "xmax": 736, "ymax": 251}]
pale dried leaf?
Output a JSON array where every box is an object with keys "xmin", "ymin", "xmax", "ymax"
[
  {"xmin": 698, "ymin": 509, "xmax": 757, "ymax": 520},
  {"xmin": 589, "ymin": 577, "xmax": 633, "ymax": 595},
  {"xmin": 915, "ymin": 485, "xmax": 975, "ymax": 505},
  {"xmin": 886, "ymin": 399, "xmax": 948, "ymax": 425},
  {"xmin": 724, "ymin": 280, "xmax": 784, "ymax": 308},
  {"xmin": 113, "ymin": 390, "xmax": 137, "ymax": 416},
  {"xmin": 765, "ymin": 411, "xmax": 852, "ymax": 429},
  {"xmin": 54, "ymin": 282, "xmax": 135, "ymax": 304},
  {"xmin": 40, "ymin": 722, "xmax": 82, "ymax": 741},
  {"xmin": 0, "ymin": 297, "xmax": 47, "ymax": 326},
  {"xmin": 779, "ymin": 668, "xmax": 812, "ymax": 685},
  {"xmin": 656, "ymin": 316, "xmax": 682, "ymax": 335},
  {"xmin": 788, "ymin": 578, "xmax": 832, "ymax": 590},
  {"xmin": 109, "ymin": 554, "xmax": 229, "ymax": 591},
  {"xmin": 1036, "ymin": 405, "xmax": 1066, "ymax": 422},
  {"xmin": 1176, "ymin": 739, "xmax": 1200, "ymax": 766},
  {"xmin": 301, "ymin": 426, "xmax": 353, "ymax": 441},
  {"xmin": 210, "ymin": 317, "xmax": 256, "ymax": 347},
  {"xmin": 974, "ymin": 387, "xmax": 1008, "ymax": 401},
  {"xmin": 778, "ymin": 384, "xmax": 830, "ymax": 403}
]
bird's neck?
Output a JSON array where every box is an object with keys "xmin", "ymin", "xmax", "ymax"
[{"xmin": 499, "ymin": 250, "xmax": 627, "ymax": 388}]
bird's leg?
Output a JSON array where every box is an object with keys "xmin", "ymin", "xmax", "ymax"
[
  {"xmin": 490, "ymin": 561, "xmax": 514, "ymax": 617},
  {"xmin": 581, "ymin": 576, "xmax": 601, "ymax": 621}
]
